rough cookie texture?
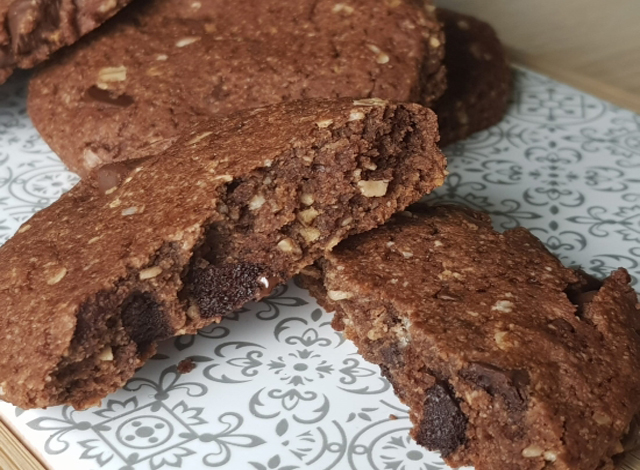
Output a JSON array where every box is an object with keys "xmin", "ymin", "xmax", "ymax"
[
  {"xmin": 433, "ymin": 9, "xmax": 511, "ymax": 146},
  {"xmin": 0, "ymin": 98, "xmax": 446, "ymax": 410},
  {"xmin": 28, "ymin": 0, "xmax": 447, "ymax": 177},
  {"xmin": 0, "ymin": 0, "xmax": 131, "ymax": 83},
  {"xmin": 301, "ymin": 205, "xmax": 640, "ymax": 470}
]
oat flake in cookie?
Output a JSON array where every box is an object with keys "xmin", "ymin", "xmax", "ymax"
[
  {"xmin": 433, "ymin": 9, "xmax": 511, "ymax": 147},
  {"xmin": 301, "ymin": 205, "xmax": 640, "ymax": 470},
  {"xmin": 0, "ymin": 0, "xmax": 132, "ymax": 84},
  {"xmin": 28, "ymin": 0, "xmax": 446, "ymax": 177},
  {"xmin": 0, "ymin": 98, "xmax": 446, "ymax": 410}
]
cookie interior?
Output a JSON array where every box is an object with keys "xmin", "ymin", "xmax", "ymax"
[{"xmin": 47, "ymin": 104, "xmax": 444, "ymax": 408}]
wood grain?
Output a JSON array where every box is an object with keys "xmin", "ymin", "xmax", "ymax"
[
  {"xmin": 509, "ymin": 50, "xmax": 640, "ymax": 114},
  {"xmin": 619, "ymin": 450, "xmax": 640, "ymax": 470},
  {"xmin": 435, "ymin": 0, "xmax": 640, "ymax": 97},
  {"xmin": 0, "ymin": 417, "xmax": 47, "ymax": 470}
]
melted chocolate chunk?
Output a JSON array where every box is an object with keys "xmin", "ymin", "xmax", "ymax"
[
  {"xmin": 416, "ymin": 382, "xmax": 467, "ymax": 456},
  {"xmin": 93, "ymin": 156, "xmax": 153, "ymax": 195},
  {"xmin": 121, "ymin": 292, "xmax": 171, "ymax": 352},
  {"xmin": 256, "ymin": 274, "xmax": 281, "ymax": 300},
  {"xmin": 186, "ymin": 262, "xmax": 272, "ymax": 318},
  {"xmin": 95, "ymin": 162, "xmax": 131, "ymax": 195},
  {"xmin": 8, "ymin": 0, "xmax": 52, "ymax": 56},
  {"xmin": 461, "ymin": 362, "xmax": 529, "ymax": 412},
  {"xmin": 86, "ymin": 86, "xmax": 134, "ymax": 107}
]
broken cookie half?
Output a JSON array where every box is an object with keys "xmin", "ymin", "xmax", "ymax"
[
  {"xmin": 0, "ymin": 98, "xmax": 446, "ymax": 409},
  {"xmin": 301, "ymin": 204, "xmax": 640, "ymax": 470}
]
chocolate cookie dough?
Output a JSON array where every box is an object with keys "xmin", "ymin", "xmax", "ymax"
[
  {"xmin": 0, "ymin": 0, "xmax": 132, "ymax": 84},
  {"xmin": 28, "ymin": 0, "xmax": 447, "ymax": 177},
  {"xmin": 301, "ymin": 205, "xmax": 640, "ymax": 470},
  {"xmin": 433, "ymin": 9, "xmax": 511, "ymax": 147},
  {"xmin": 0, "ymin": 98, "xmax": 446, "ymax": 410}
]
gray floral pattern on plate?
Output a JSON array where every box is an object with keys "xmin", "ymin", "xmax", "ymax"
[{"xmin": 0, "ymin": 67, "xmax": 638, "ymax": 469}]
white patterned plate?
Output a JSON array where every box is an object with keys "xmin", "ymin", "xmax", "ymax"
[{"xmin": 0, "ymin": 67, "xmax": 639, "ymax": 470}]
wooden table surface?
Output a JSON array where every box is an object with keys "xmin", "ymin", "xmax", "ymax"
[{"xmin": 436, "ymin": 0, "xmax": 640, "ymax": 110}]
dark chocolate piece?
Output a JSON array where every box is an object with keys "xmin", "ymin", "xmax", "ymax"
[
  {"xmin": 121, "ymin": 292, "xmax": 171, "ymax": 352},
  {"xmin": 255, "ymin": 274, "xmax": 281, "ymax": 300},
  {"xmin": 92, "ymin": 156, "xmax": 153, "ymax": 195},
  {"xmin": 186, "ymin": 262, "xmax": 273, "ymax": 318},
  {"xmin": 86, "ymin": 86, "xmax": 135, "ymax": 108},
  {"xmin": 417, "ymin": 382, "xmax": 468, "ymax": 456},
  {"xmin": 461, "ymin": 362, "xmax": 529, "ymax": 412}
]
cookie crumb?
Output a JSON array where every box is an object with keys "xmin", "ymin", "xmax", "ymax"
[
  {"xmin": 177, "ymin": 358, "xmax": 196, "ymax": 374},
  {"xmin": 389, "ymin": 414, "xmax": 398, "ymax": 420}
]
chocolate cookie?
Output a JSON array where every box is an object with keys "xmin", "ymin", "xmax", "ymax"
[
  {"xmin": 0, "ymin": 0, "xmax": 132, "ymax": 84},
  {"xmin": 0, "ymin": 98, "xmax": 446, "ymax": 410},
  {"xmin": 433, "ymin": 9, "xmax": 511, "ymax": 147},
  {"xmin": 301, "ymin": 205, "xmax": 640, "ymax": 470},
  {"xmin": 28, "ymin": 0, "xmax": 447, "ymax": 177}
]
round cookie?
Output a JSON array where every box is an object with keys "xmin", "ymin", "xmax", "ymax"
[
  {"xmin": 433, "ymin": 8, "xmax": 511, "ymax": 147},
  {"xmin": 0, "ymin": 0, "xmax": 133, "ymax": 84},
  {"xmin": 28, "ymin": 0, "xmax": 446, "ymax": 177}
]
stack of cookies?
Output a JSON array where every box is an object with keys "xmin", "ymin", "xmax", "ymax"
[{"xmin": 0, "ymin": 1, "xmax": 637, "ymax": 470}]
